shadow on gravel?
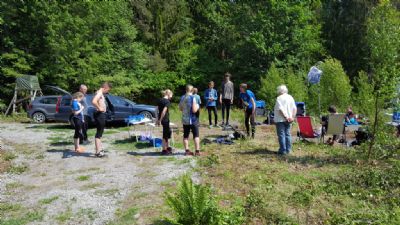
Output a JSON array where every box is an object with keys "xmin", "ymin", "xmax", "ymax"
[
  {"xmin": 50, "ymin": 141, "xmax": 71, "ymax": 146},
  {"xmin": 47, "ymin": 149, "xmax": 94, "ymax": 158}
]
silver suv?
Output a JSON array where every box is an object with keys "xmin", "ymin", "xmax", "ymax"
[{"xmin": 27, "ymin": 95, "xmax": 61, "ymax": 123}]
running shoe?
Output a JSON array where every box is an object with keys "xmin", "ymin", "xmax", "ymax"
[
  {"xmin": 95, "ymin": 150, "xmax": 106, "ymax": 158},
  {"xmin": 195, "ymin": 150, "xmax": 201, "ymax": 156}
]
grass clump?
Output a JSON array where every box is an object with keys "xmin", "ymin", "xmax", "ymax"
[
  {"xmin": 2, "ymin": 152, "xmax": 17, "ymax": 161},
  {"xmin": 39, "ymin": 196, "xmax": 59, "ymax": 205},
  {"xmin": 76, "ymin": 175, "xmax": 90, "ymax": 181},
  {"xmin": 7, "ymin": 163, "xmax": 29, "ymax": 174}
]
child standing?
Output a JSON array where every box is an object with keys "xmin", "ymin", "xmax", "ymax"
[
  {"xmin": 239, "ymin": 83, "xmax": 256, "ymax": 138},
  {"xmin": 71, "ymin": 92, "xmax": 85, "ymax": 152},
  {"xmin": 157, "ymin": 89, "xmax": 173, "ymax": 155},
  {"xmin": 204, "ymin": 81, "xmax": 218, "ymax": 128}
]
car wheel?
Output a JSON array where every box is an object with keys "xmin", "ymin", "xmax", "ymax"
[
  {"xmin": 32, "ymin": 112, "xmax": 46, "ymax": 123},
  {"xmin": 139, "ymin": 111, "xmax": 153, "ymax": 119}
]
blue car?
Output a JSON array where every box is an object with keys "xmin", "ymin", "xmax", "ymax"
[{"xmin": 55, "ymin": 93, "xmax": 157, "ymax": 126}]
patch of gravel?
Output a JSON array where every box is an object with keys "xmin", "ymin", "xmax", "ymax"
[{"xmin": 0, "ymin": 122, "xmax": 193, "ymax": 225}]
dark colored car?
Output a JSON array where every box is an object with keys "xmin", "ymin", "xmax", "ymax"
[
  {"xmin": 27, "ymin": 95, "xmax": 61, "ymax": 123},
  {"xmin": 54, "ymin": 93, "xmax": 157, "ymax": 126}
]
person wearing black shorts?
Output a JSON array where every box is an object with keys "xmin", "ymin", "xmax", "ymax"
[
  {"xmin": 92, "ymin": 82, "xmax": 111, "ymax": 157},
  {"xmin": 71, "ymin": 92, "xmax": 85, "ymax": 152},
  {"xmin": 179, "ymin": 85, "xmax": 201, "ymax": 156},
  {"xmin": 157, "ymin": 89, "xmax": 173, "ymax": 155}
]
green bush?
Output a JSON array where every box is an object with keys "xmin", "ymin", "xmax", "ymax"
[
  {"xmin": 310, "ymin": 58, "xmax": 352, "ymax": 113},
  {"xmin": 258, "ymin": 63, "xmax": 308, "ymax": 110},
  {"xmin": 353, "ymin": 71, "xmax": 374, "ymax": 117},
  {"xmin": 165, "ymin": 175, "xmax": 220, "ymax": 225}
]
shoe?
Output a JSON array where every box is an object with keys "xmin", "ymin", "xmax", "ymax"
[
  {"xmin": 95, "ymin": 150, "xmax": 106, "ymax": 158},
  {"xmin": 167, "ymin": 147, "xmax": 173, "ymax": 153},
  {"xmin": 82, "ymin": 140, "xmax": 91, "ymax": 145},
  {"xmin": 209, "ymin": 125, "xmax": 213, "ymax": 129},
  {"xmin": 195, "ymin": 150, "xmax": 201, "ymax": 156},
  {"xmin": 161, "ymin": 150, "xmax": 171, "ymax": 155},
  {"xmin": 185, "ymin": 150, "xmax": 194, "ymax": 156},
  {"xmin": 214, "ymin": 124, "xmax": 221, "ymax": 128}
]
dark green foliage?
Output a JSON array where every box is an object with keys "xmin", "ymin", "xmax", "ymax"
[{"xmin": 321, "ymin": 0, "xmax": 379, "ymax": 79}]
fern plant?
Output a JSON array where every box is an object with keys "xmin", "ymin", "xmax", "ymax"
[{"xmin": 165, "ymin": 175, "xmax": 220, "ymax": 225}]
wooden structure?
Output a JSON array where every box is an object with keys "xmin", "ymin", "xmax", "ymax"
[{"xmin": 5, "ymin": 75, "xmax": 42, "ymax": 115}]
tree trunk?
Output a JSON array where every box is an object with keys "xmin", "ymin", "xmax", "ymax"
[{"xmin": 368, "ymin": 92, "xmax": 380, "ymax": 159}]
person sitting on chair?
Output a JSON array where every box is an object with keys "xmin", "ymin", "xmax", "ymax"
[{"xmin": 321, "ymin": 105, "xmax": 340, "ymax": 145}]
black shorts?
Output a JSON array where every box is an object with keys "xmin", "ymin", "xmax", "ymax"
[
  {"xmin": 162, "ymin": 121, "xmax": 171, "ymax": 140},
  {"xmin": 94, "ymin": 112, "xmax": 106, "ymax": 139},
  {"xmin": 183, "ymin": 124, "xmax": 199, "ymax": 139}
]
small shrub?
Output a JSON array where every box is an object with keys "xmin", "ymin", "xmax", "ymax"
[{"xmin": 165, "ymin": 175, "xmax": 220, "ymax": 225}]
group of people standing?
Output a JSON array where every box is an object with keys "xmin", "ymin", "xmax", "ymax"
[
  {"xmin": 71, "ymin": 82, "xmax": 112, "ymax": 158},
  {"xmin": 68, "ymin": 72, "xmax": 298, "ymax": 157},
  {"xmin": 156, "ymin": 72, "xmax": 297, "ymax": 156}
]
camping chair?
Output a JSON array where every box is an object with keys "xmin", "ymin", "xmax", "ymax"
[
  {"xmin": 296, "ymin": 116, "xmax": 321, "ymax": 142},
  {"xmin": 322, "ymin": 113, "xmax": 346, "ymax": 144}
]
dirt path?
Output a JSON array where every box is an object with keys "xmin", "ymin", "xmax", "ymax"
[{"xmin": 0, "ymin": 122, "xmax": 193, "ymax": 225}]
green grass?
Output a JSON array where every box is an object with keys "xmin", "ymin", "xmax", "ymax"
[
  {"xmin": 7, "ymin": 164, "xmax": 29, "ymax": 174},
  {"xmin": 194, "ymin": 128, "xmax": 400, "ymax": 225},
  {"xmin": 0, "ymin": 210, "xmax": 44, "ymax": 225},
  {"xmin": 76, "ymin": 175, "xmax": 90, "ymax": 181},
  {"xmin": 2, "ymin": 152, "xmax": 17, "ymax": 161},
  {"xmin": 109, "ymin": 207, "xmax": 138, "ymax": 225},
  {"xmin": 55, "ymin": 208, "xmax": 73, "ymax": 223},
  {"xmin": 39, "ymin": 196, "xmax": 59, "ymax": 205},
  {"xmin": 77, "ymin": 208, "xmax": 97, "ymax": 221},
  {"xmin": 5, "ymin": 182, "xmax": 24, "ymax": 190}
]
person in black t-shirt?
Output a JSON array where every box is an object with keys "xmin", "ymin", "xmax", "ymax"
[{"xmin": 157, "ymin": 89, "xmax": 173, "ymax": 155}]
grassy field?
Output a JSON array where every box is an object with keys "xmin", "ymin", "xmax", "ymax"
[
  {"xmin": 1, "ymin": 108, "xmax": 399, "ymax": 224},
  {"xmin": 158, "ymin": 106, "xmax": 399, "ymax": 224},
  {"xmin": 194, "ymin": 128, "xmax": 400, "ymax": 224}
]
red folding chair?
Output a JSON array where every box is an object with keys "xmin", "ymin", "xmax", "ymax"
[{"xmin": 296, "ymin": 116, "xmax": 321, "ymax": 142}]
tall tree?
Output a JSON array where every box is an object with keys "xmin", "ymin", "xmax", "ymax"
[
  {"xmin": 321, "ymin": 0, "xmax": 379, "ymax": 79},
  {"xmin": 365, "ymin": 1, "xmax": 400, "ymax": 158}
]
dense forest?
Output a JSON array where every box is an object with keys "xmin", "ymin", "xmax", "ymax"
[{"xmin": 0, "ymin": 0, "xmax": 399, "ymax": 114}]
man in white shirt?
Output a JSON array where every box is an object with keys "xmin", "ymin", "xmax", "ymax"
[{"xmin": 274, "ymin": 85, "xmax": 297, "ymax": 155}]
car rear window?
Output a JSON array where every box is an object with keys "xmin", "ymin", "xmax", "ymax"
[{"xmin": 40, "ymin": 97, "xmax": 58, "ymax": 104}]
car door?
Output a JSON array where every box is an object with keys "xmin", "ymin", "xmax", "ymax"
[
  {"xmin": 40, "ymin": 97, "xmax": 59, "ymax": 119},
  {"xmin": 106, "ymin": 95, "xmax": 133, "ymax": 121}
]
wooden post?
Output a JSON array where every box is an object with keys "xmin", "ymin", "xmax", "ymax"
[{"xmin": 5, "ymin": 88, "xmax": 17, "ymax": 115}]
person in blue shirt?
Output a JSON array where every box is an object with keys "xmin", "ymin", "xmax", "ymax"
[
  {"xmin": 204, "ymin": 81, "xmax": 219, "ymax": 128},
  {"xmin": 239, "ymin": 83, "xmax": 256, "ymax": 138},
  {"xmin": 71, "ymin": 92, "xmax": 85, "ymax": 153}
]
